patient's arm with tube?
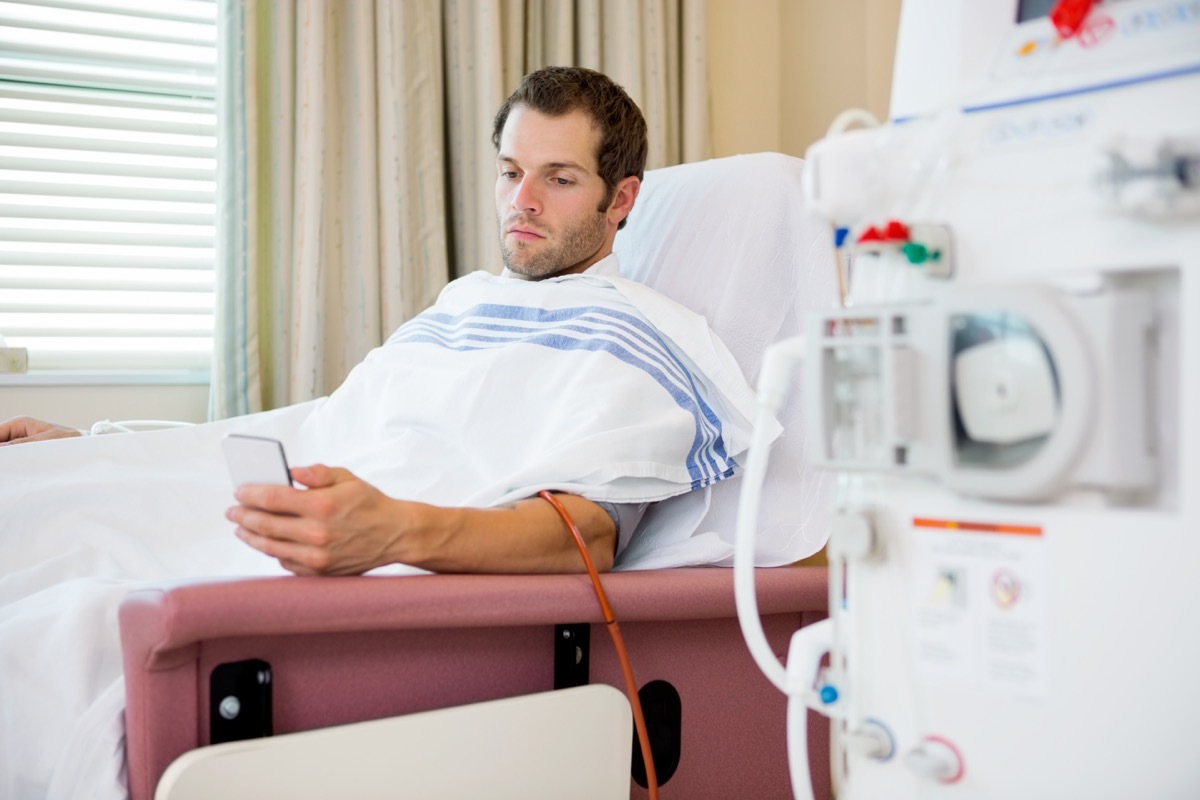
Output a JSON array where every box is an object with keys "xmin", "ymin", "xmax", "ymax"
[{"xmin": 228, "ymin": 464, "xmax": 619, "ymax": 576}]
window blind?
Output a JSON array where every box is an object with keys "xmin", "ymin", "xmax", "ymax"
[{"xmin": 0, "ymin": 0, "xmax": 217, "ymax": 373}]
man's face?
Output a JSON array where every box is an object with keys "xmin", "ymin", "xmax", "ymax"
[{"xmin": 495, "ymin": 106, "xmax": 614, "ymax": 280}]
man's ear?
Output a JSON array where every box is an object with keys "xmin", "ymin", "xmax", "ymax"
[{"xmin": 607, "ymin": 176, "xmax": 641, "ymax": 227}]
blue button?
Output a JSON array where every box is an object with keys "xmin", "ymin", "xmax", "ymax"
[{"xmin": 819, "ymin": 685, "xmax": 839, "ymax": 704}]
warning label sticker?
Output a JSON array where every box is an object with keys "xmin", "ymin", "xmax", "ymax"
[{"xmin": 909, "ymin": 518, "xmax": 1047, "ymax": 698}]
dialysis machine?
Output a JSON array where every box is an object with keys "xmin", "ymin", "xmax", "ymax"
[{"xmin": 736, "ymin": 0, "xmax": 1200, "ymax": 798}]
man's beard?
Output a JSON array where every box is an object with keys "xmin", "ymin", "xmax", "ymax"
[{"xmin": 499, "ymin": 210, "xmax": 607, "ymax": 279}]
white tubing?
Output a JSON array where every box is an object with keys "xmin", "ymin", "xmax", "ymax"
[
  {"xmin": 734, "ymin": 400, "xmax": 790, "ymax": 693},
  {"xmin": 788, "ymin": 693, "xmax": 814, "ymax": 800},
  {"xmin": 89, "ymin": 419, "xmax": 196, "ymax": 435},
  {"xmin": 786, "ymin": 619, "xmax": 835, "ymax": 800},
  {"xmin": 825, "ymin": 107, "xmax": 881, "ymax": 137},
  {"xmin": 734, "ymin": 336, "xmax": 808, "ymax": 695}
]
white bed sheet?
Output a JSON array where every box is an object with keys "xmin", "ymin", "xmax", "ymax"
[{"xmin": 0, "ymin": 264, "xmax": 773, "ymax": 799}]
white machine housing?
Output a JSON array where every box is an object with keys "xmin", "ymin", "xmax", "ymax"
[{"xmin": 786, "ymin": 1, "xmax": 1200, "ymax": 798}]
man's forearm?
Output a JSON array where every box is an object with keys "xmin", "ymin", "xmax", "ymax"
[
  {"xmin": 231, "ymin": 466, "xmax": 618, "ymax": 576},
  {"xmin": 406, "ymin": 493, "xmax": 618, "ymax": 575}
]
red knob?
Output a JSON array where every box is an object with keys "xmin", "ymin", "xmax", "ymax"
[
  {"xmin": 882, "ymin": 220, "xmax": 910, "ymax": 241},
  {"xmin": 1050, "ymin": 0, "xmax": 1097, "ymax": 38}
]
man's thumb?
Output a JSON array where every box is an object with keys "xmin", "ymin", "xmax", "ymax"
[{"xmin": 291, "ymin": 463, "xmax": 346, "ymax": 488}]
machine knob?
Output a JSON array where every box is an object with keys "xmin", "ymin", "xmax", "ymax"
[
  {"xmin": 844, "ymin": 718, "xmax": 895, "ymax": 761},
  {"xmin": 905, "ymin": 736, "xmax": 964, "ymax": 783}
]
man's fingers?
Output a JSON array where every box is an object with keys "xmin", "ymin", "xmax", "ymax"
[
  {"xmin": 0, "ymin": 416, "xmax": 80, "ymax": 445},
  {"xmin": 290, "ymin": 463, "xmax": 352, "ymax": 489},
  {"xmin": 233, "ymin": 482, "xmax": 313, "ymax": 517},
  {"xmin": 229, "ymin": 465, "xmax": 381, "ymax": 576},
  {"xmin": 233, "ymin": 523, "xmax": 329, "ymax": 574},
  {"xmin": 22, "ymin": 429, "xmax": 73, "ymax": 444},
  {"xmin": 1, "ymin": 431, "xmax": 67, "ymax": 446},
  {"xmin": 234, "ymin": 524, "xmax": 305, "ymax": 564},
  {"xmin": 0, "ymin": 416, "xmax": 36, "ymax": 440},
  {"xmin": 228, "ymin": 505, "xmax": 294, "ymax": 539},
  {"xmin": 232, "ymin": 466, "xmax": 359, "ymax": 515},
  {"xmin": 227, "ymin": 499, "xmax": 333, "ymax": 547}
]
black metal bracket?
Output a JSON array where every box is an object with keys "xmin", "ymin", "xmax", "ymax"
[
  {"xmin": 210, "ymin": 658, "xmax": 273, "ymax": 744},
  {"xmin": 553, "ymin": 623, "xmax": 590, "ymax": 689}
]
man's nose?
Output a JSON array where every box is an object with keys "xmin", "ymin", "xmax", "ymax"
[{"xmin": 511, "ymin": 176, "xmax": 541, "ymax": 214}]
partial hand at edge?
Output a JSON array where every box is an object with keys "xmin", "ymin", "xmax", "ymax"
[{"xmin": 0, "ymin": 416, "xmax": 83, "ymax": 446}]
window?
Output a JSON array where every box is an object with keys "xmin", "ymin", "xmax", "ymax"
[{"xmin": 0, "ymin": 0, "xmax": 217, "ymax": 376}]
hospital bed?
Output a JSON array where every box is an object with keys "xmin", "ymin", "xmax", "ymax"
[{"xmin": 117, "ymin": 152, "xmax": 838, "ymax": 799}]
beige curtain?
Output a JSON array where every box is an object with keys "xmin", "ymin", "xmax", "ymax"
[
  {"xmin": 444, "ymin": 0, "xmax": 710, "ymax": 277},
  {"xmin": 213, "ymin": 0, "xmax": 709, "ymax": 417},
  {"xmin": 213, "ymin": 0, "xmax": 448, "ymax": 416}
]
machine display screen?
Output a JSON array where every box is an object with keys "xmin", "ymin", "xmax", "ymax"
[
  {"xmin": 1018, "ymin": 0, "xmax": 1136, "ymax": 23},
  {"xmin": 1016, "ymin": 0, "xmax": 1058, "ymax": 22}
]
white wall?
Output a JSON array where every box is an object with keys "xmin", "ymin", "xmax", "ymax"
[
  {"xmin": 707, "ymin": 0, "xmax": 901, "ymax": 158},
  {"xmin": 707, "ymin": 0, "xmax": 783, "ymax": 156},
  {"xmin": 0, "ymin": 379, "xmax": 208, "ymax": 430}
]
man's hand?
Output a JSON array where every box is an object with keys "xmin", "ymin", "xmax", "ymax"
[
  {"xmin": 0, "ymin": 416, "xmax": 82, "ymax": 446},
  {"xmin": 227, "ymin": 464, "xmax": 415, "ymax": 576}
]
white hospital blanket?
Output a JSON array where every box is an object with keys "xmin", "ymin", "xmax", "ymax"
[{"xmin": 0, "ymin": 270, "xmax": 777, "ymax": 799}]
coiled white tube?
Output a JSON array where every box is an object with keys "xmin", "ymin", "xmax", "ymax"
[{"xmin": 88, "ymin": 419, "xmax": 196, "ymax": 435}]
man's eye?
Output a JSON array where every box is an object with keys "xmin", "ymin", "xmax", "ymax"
[
  {"xmin": 500, "ymin": 170, "xmax": 518, "ymax": 180},
  {"xmin": 552, "ymin": 177, "xmax": 572, "ymax": 186}
]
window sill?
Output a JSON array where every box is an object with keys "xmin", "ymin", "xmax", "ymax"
[{"xmin": 0, "ymin": 371, "xmax": 210, "ymax": 387}]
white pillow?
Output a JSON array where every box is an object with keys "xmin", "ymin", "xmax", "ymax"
[{"xmin": 613, "ymin": 152, "xmax": 837, "ymax": 568}]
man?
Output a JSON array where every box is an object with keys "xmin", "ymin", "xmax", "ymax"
[{"xmin": 1, "ymin": 67, "xmax": 661, "ymax": 577}]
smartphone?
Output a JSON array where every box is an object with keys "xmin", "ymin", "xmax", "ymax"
[{"xmin": 222, "ymin": 433, "xmax": 294, "ymax": 488}]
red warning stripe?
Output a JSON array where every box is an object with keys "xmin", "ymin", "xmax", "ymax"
[{"xmin": 913, "ymin": 517, "xmax": 1042, "ymax": 536}]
